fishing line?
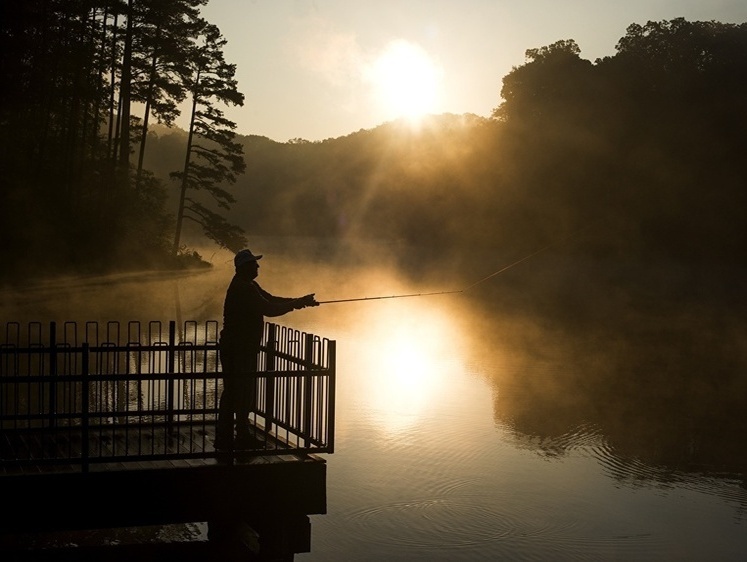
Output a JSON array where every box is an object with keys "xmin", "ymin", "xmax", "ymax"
[
  {"xmin": 458, "ymin": 240, "xmax": 557, "ymax": 293},
  {"xmin": 317, "ymin": 224, "xmax": 595, "ymax": 305},
  {"xmin": 316, "ymin": 249, "xmax": 536, "ymax": 305}
]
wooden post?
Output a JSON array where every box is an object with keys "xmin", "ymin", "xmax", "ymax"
[
  {"xmin": 208, "ymin": 515, "xmax": 312, "ymax": 559},
  {"xmin": 252, "ymin": 514, "xmax": 312, "ymax": 559}
]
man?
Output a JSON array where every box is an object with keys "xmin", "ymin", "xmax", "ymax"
[{"xmin": 216, "ymin": 248, "xmax": 319, "ymax": 450}]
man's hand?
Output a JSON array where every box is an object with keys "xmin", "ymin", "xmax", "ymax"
[{"xmin": 296, "ymin": 293, "xmax": 319, "ymax": 309}]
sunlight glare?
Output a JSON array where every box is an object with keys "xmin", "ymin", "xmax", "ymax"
[
  {"xmin": 368, "ymin": 39, "xmax": 443, "ymax": 123},
  {"xmin": 358, "ymin": 302, "xmax": 458, "ymax": 435}
]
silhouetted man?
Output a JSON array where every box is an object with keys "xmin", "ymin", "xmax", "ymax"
[{"xmin": 216, "ymin": 248, "xmax": 318, "ymax": 450}]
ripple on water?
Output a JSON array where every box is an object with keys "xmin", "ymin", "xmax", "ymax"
[
  {"xmin": 508, "ymin": 421, "xmax": 606, "ymax": 454},
  {"xmin": 596, "ymin": 443, "xmax": 747, "ymax": 510},
  {"xmin": 520, "ymin": 421, "xmax": 747, "ymax": 510},
  {"xmin": 348, "ymin": 497, "xmax": 508, "ymax": 548},
  {"xmin": 335, "ymin": 420, "xmax": 743, "ymax": 559},
  {"xmin": 336, "ymin": 419, "xmax": 673, "ymax": 560},
  {"xmin": 342, "ymin": 486, "xmax": 660, "ymax": 560},
  {"xmin": 554, "ymin": 422, "xmax": 606, "ymax": 450}
]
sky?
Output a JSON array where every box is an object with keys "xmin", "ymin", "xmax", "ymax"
[{"xmin": 191, "ymin": 1, "xmax": 747, "ymax": 142}]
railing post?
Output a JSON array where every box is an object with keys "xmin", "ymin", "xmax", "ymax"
[
  {"xmin": 303, "ymin": 333, "xmax": 314, "ymax": 447},
  {"xmin": 265, "ymin": 324, "xmax": 277, "ymax": 433},
  {"xmin": 267, "ymin": 324, "xmax": 277, "ymax": 371},
  {"xmin": 81, "ymin": 342, "xmax": 90, "ymax": 473},
  {"xmin": 327, "ymin": 340, "xmax": 336, "ymax": 453},
  {"xmin": 48, "ymin": 321, "xmax": 57, "ymax": 429},
  {"xmin": 166, "ymin": 320, "xmax": 176, "ymax": 427}
]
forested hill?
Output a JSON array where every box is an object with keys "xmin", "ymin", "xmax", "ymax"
[
  {"xmin": 2, "ymin": 12, "xmax": 746, "ymax": 283},
  {"xmin": 148, "ymin": 19, "xmax": 747, "ymax": 267}
]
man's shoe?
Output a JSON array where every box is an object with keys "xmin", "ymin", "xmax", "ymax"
[
  {"xmin": 213, "ymin": 436, "xmax": 234, "ymax": 451},
  {"xmin": 235, "ymin": 434, "xmax": 260, "ymax": 450}
]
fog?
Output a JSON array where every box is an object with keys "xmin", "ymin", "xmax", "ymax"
[
  {"xmin": 2, "ymin": 236, "xmax": 745, "ymax": 486},
  {"xmin": 464, "ymin": 252, "xmax": 747, "ymax": 484}
]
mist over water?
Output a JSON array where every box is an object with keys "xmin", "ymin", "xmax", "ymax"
[{"xmin": 2, "ymin": 236, "xmax": 746, "ymax": 559}]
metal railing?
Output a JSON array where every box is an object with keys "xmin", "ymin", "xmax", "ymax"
[{"xmin": 0, "ymin": 320, "xmax": 336, "ymax": 471}]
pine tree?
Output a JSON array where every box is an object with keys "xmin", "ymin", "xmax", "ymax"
[{"xmin": 172, "ymin": 22, "xmax": 246, "ymax": 253}]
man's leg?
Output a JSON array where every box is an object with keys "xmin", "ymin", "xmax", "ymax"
[
  {"xmin": 235, "ymin": 352, "xmax": 258, "ymax": 445},
  {"xmin": 216, "ymin": 348, "xmax": 237, "ymax": 448}
]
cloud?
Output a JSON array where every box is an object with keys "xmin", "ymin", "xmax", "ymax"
[{"xmin": 291, "ymin": 15, "xmax": 364, "ymax": 87}]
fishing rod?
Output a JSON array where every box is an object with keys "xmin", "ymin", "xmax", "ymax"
[
  {"xmin": 317, "ymin": 224, "xmax": 595, "ymax": 305},
  {"xmin": 319, "ymin": 289, "xmax": 461, "ymax": 305}
]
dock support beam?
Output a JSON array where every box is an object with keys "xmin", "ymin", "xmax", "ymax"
[{"xmin": 208, "ymin": 514, "xmax": 311, "ymax": 560}]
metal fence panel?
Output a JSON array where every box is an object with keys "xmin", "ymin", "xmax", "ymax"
[{"xmin": 0, "ymin": 320, "xmax": 336, "ymax": 470}]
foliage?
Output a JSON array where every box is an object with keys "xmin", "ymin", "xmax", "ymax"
[
  {"xmin": 0, "ymin": 1, "xmax": 242, "ymax": 282},
  {"xmin": 171, "ymin": 22, "xmax": 246, "ymax": 253},
  {"xmin": 201, "ymin": 18, "xmax": 746, "ymax": 267},
  {"xmin": 132, "ymin": 0, "xmax": 208, "ymax": 189}
]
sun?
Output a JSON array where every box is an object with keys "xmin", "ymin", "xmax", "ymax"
[{"xmin": 369, "ymin": 40, "xmax": 442, "ymax": 123}]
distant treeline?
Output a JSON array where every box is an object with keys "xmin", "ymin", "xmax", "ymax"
[
  {"xmin": 157, "ymin": 18, "xmax": 747, "ymax": 265},
  {"xmin": 2, "ymin": 14, "xmax": 746, "ymax": 282}
]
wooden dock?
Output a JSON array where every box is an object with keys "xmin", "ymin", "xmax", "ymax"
[
  {"xmin": 0, "ymin": 320, "xmax": 336, "ymax": 560},
  {"xmin": 1, "ymin": 455, "xmax": 326, "ymax": 559}
]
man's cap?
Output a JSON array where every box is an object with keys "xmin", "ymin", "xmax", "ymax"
[{"xmin": 234, "ymin": 249, "xmax": 263, "ymax": 267}]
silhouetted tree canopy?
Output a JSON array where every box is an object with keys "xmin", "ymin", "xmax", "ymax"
[
  {"xmin": 217, "ymin": 18, "xmax": 746, "ymax": 266},
  {"xmin": 198, "ymin": 16, "xmax": 743, "ymax": 268},
  {"xmin": 0, "ymin": 1, "xmax": 242, "ymax": 281}
]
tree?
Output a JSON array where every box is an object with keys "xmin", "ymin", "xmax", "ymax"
[
  {"xmin": 0, "ymin": 1, "xmax": 205, "ymax": 276},
  {"xmin": 171, "ymin": 22, "xmax": 246, "ymax": 253},
  {"xmin": 601, "ymin": 19, "xmax": 747, "ymax": 259},
  {"xmin": 494, "ymin": 39, "xmax": 593, "ymax": 124},
  {"xmin": 118, "ymin": 0, "xmax": 134, "ymax": 175},
  {"xmin": 132, "ymin": 0, "xmax": 207, "ymax": 191}
]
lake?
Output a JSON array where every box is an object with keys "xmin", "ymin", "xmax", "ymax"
[{"xmin": 2, "ymin": 237, "xmax": 746, "ymax": 560}]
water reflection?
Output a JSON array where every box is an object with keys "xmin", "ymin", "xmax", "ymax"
[
  {"xmin": 353, "ymin": 302, "xmax": 461, "ymax": 435},
  {"xmin": 465, "ymin": 255, "xmax": 747, "ymax": 499}
]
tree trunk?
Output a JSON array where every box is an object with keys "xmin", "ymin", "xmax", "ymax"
[
  {"xmin": 173, "ymin": 84, "xmax": 199, "ymax": 254},
  {"xmin": 118, "ymin": 0, "xmax": 134, "ymax": 180},
  {"xmin": 107, "ymin": 13, "xmax": 119, "ymax": 161},
  {"xmin": 135, "ymin": 26, "xmax": 162, "ymax": 192}
]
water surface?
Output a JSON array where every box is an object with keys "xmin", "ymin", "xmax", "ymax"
[{"xmin": 2, "ymin": 238, "xmax": 745, "ymax": 560}]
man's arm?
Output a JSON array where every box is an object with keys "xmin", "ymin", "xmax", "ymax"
[
  {"xmin": 253, "ymin": 283, "xmax": 318, "ymax": 317},
  {"xmin": 256, "ymin": 284, "xmax": 295, "ymax": 304}
]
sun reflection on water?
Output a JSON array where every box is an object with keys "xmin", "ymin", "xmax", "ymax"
[{"xmin": 355, "ymin": 301, "xmax": 462, "ymax": 435}]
